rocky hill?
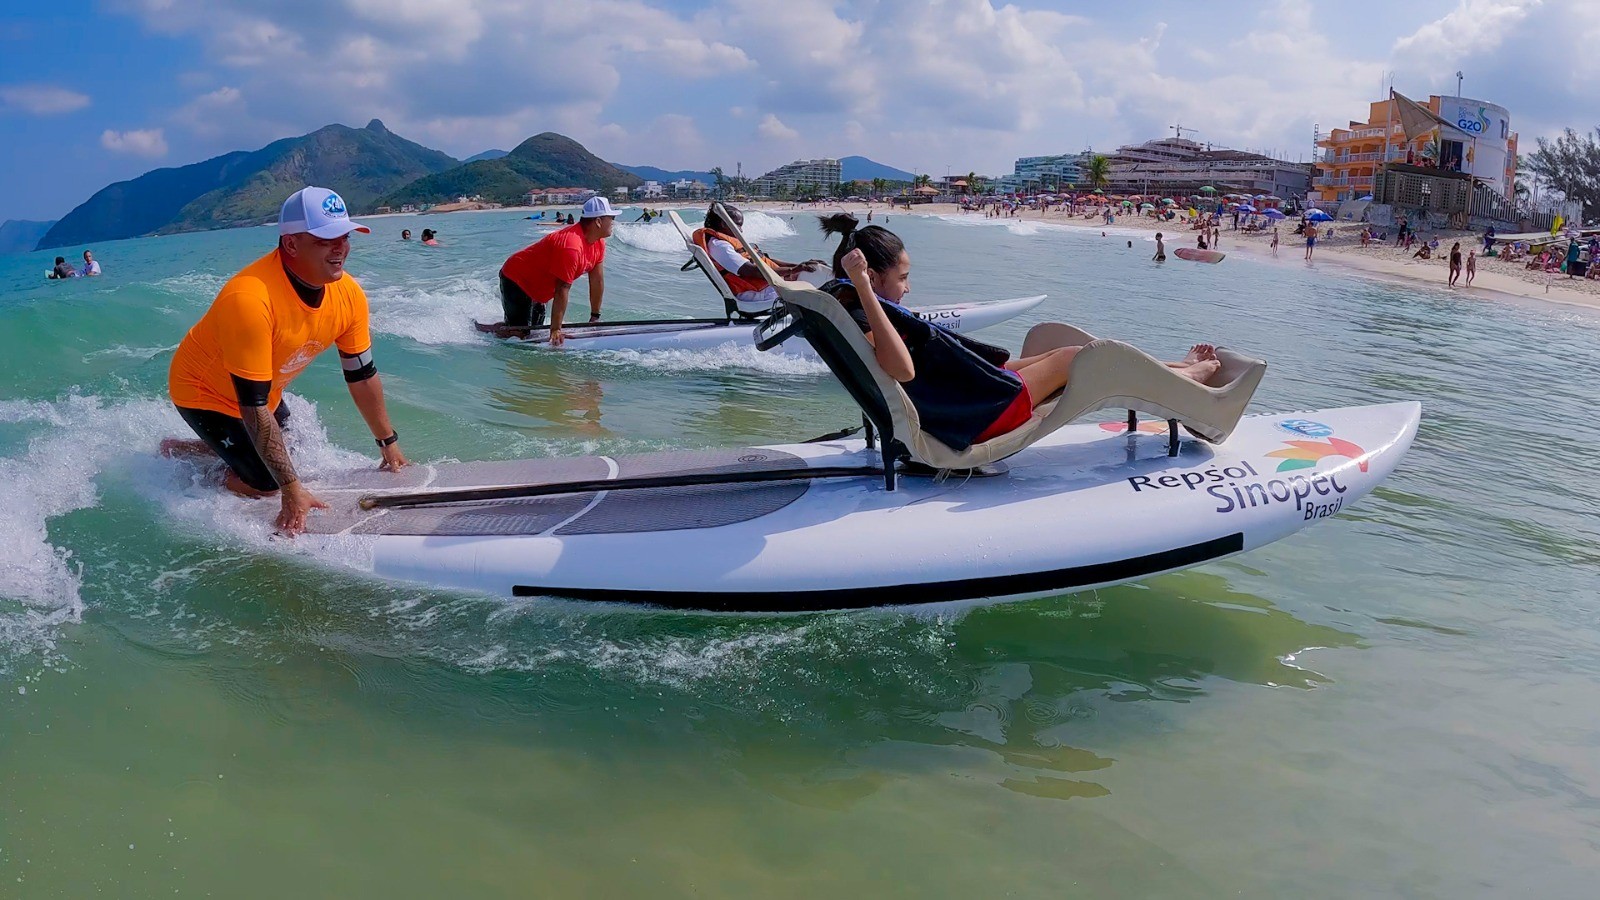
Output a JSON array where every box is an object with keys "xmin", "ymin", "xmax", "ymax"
[
  {"xmin": 0, "ymin": 220, "xmax": 57, "ymax": 255},
  {"xmin": 378, "ymin": 133, "xmax": 642, "ymax": 207},
  {"xmin": 37, "ymin": 120, "xmax": 457, "ymax": 250}
]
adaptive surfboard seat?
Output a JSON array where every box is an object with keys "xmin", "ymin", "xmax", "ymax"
[
  {"xmin": 712, "ymin": 204, "xmax": 1267, "ymax": 489},
  {"xmin": 669, "ymin": 210, "xmax": 743, "ymax": 320}
]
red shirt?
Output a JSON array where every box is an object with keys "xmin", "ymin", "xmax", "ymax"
[{"xmin": 499, "ymin": 224, "xmax": 606, "ymax": 302}]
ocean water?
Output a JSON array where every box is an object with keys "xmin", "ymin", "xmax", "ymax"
[{"xmin": 1, "ymin": 208, "xmax": 1598, "ymax": 897}]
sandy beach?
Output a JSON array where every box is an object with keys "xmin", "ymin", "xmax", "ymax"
[{"xmin": 838, "ymin": 200, "xmax": 1600, "ymax": 314}]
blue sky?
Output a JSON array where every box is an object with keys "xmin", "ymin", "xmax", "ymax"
[{"xmin": 0, "ymin": 0, "xmax": 1584, "ymax": 221}]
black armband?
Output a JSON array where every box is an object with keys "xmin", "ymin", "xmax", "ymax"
[
  {"xmin": 339, "ymin": 348, "xmax": 377, "ymax": 383},
  {"xmin": 230, "ymin": 374, "xmax": 272, "ymax": 408}
]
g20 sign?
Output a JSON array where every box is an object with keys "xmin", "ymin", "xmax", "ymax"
[{"xmin": 1456, "ymin": 107, "xmax": 1490, "ymax": 134}]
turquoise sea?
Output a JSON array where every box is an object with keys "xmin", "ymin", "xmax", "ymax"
[{"xmin": 2, "ymin": 209, "xmax": 1598, "ymax": 897}]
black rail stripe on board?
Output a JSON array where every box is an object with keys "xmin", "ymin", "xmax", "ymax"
[{"xmin": 512, "ymin": 533, "xmax": 1245, "ymax": 612}]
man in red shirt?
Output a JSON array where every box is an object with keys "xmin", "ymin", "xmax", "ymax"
[{"xmin": 498, "ymin": 195, "xmax": 617, "ymax": 346}]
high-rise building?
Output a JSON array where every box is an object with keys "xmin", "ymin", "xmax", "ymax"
[
  {"xmin": 752, "ymin": 158, "xmax": 842, "ymax": 196},
  {"xmin": 1103, "ymin": 138, "xmax": 1309, "ymax": 199}
]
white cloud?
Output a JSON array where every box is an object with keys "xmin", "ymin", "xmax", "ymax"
[
  {"xmin": 101, "ymin": 128, "xmax": 170, "ymax": 157},
  {"xmin": 756, "ymin": 114, "xmax": 799, "ymax": 142},
  {"xmin": 0, "ymin": 84, "xmax": 91, "ymax": 115}
]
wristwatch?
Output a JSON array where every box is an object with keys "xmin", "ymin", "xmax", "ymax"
[{"xmin": 376, "ymin": 431, "xmax": 399, "ymax": 447}]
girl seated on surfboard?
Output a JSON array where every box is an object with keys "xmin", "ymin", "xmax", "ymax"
[{"xmin": 816, "ymin": 213, "xmax": 1222, "ymax": 451}]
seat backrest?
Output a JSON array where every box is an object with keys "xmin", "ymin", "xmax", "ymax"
[
  {"xmin": 715, "ymin": 205, "xmax": 923, "ymax": 454},
  {"xmin": 669, "ymin": 211, "xmax": 738, "ymax": 316}
]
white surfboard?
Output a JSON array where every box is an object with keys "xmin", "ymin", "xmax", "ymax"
[
  {"xmin": 298, "ymin": 401, "xmax": 1420, "ymax": 611},
  {"xmin": 473, "ymin": 293, "xmax": 1045, "ymax": 354}
]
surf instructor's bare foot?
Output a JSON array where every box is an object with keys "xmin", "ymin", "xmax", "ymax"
[{"xmin": 160, "ymin": 438, "xmax": 217, "ymax": 461}]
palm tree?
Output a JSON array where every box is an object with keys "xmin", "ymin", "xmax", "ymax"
[
  {"xmin": 1084, "ymin": 154, "xmax": 1111, "ymax": 191},
  {"xmin": 710, "ymin": 166, "xmax": 725, "ymax": 200},
  {"xmin": 914, "ymin": 173, "xmax": 932, "ymax": 188},
  {"xmin": 871, "ymin": 177, "xmax": 887, "ymax": 198},
  {"xmin": 965, "ymin": 171, "xmax": 977, "ymax": 196}
]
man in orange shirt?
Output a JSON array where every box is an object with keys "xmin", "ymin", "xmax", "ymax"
[
  {"xmin": 497, "ymin": 195, "xmax": 617, "ymax": 346},
  {"xmin": 164, "ymin": 186, "xmax": 407, "ymax": 534}
]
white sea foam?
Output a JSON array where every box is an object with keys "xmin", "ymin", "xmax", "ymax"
[
  {"xmin": 590, "ymin": 343, "xmax": 829, "ymax": 376},
  {"xmin": 0, "ymin": 395, "xmax": 173, "ymax": 673},
  {"xmin": 612, "ymin": 209, "xmax": 797, "ymax": 255},
  {"xmin": 84, "ymin": 343, "xmax": 179, "ymax": 361},
  {"xmin": 150, "ymin": 272, "xmax": 227, "ymax": 300},
  {"xmin": 365, "ymin": 275, "xmax": 500, "ymax": 346},
  {"xmin": 612, "ymin": 222, "xmax": 689, "ymax": 255},
  {"xmin": 0, "ymin": 393, "xmax": 384, "ymax": 675}
]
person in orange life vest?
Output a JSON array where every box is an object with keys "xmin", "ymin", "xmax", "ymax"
[
  {"xmin": 693, "ymin": 204, "xmax": 825, "ymax": 317},
  {"xmin": 163, "ymin": 186, "xmax": 407, "ymax": 535},
  {"xmin": 497, "ymin": 196, "xmax": 616, "ymax": 346}
]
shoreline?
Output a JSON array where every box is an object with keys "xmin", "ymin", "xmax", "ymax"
[{"xmin": 371, "ymin": 199, "xmax": 1600, "ymax": 315}]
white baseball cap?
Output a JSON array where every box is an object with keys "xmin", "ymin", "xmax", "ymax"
[
  {"xmin": 580, "ymin": 196, "xmax": 619, "ymax": 219},
  {"xmin": 278, "ymin": 186, "xmax": 371, "ymax": 238}
]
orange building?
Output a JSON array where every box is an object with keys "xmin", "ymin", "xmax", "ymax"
[{"xmin": 1314, "ymin": 95, "xmax": 1517, "ymax": 202}]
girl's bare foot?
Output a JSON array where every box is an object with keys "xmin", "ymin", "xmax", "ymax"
[
  {"xmin": 1176, "ymin": 359, "xmax": 1222, "ymax": 385},
  {"xmin": 1179, "ymin": 343, "xmax": 1216, "ymax": 365}
]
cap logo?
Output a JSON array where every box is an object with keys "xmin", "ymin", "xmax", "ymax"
[{"xmin": 321, "ymin": 193, "xmax": 348, "ymax": 218}]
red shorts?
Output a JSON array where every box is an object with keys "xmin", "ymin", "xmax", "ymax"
[{"xmin": 975, "ymin": 382, "xmax": 1033, "ymax": 444}]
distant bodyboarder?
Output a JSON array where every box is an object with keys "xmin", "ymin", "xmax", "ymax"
[{"xmin": 163, "ymin": 186, "xmax": 408, "ymax": 535}]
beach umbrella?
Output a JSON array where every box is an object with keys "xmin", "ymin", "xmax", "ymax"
[
  {"xmin": 1162, "ymin": 198, "xmax": 1176, "ymax": 205},
  {"xmin": 1092, "ymin": 188, "xmax": 1104, "ymax": 194},
  {"xmin": 1263, "ymin": 208, "xmax": 1286, "ymax": 220},
  {"xmin": 1306, "ymin": 209, "xmax": 1333, "ymax": 222},
  {"xmin": 1358, "ymin": 194, "xmax": 1373, "ymax": 201},
  {"xmin": 1121, "ymin": 199, "xmax": 1133, "ymax": 206},
  {"xmin": 1140, "ymin": 203, "xmax": 1154, "ymax": 210},
  {"xmin": 1199, "ymin": 186, "xmax": 1217, "ymax": 194},
  {"xmin": 1237, "ymin": 204, "xmax": 1257, "ymax": 213}
]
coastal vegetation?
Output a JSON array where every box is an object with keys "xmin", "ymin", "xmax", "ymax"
[
  {"xmin": 1524, "ymin": 127, "xmax": 1600, "ymax": 221},
  {"xmin": 377, "ymin": 133, "xmax": 642, "ymax": 208},
  {"xmin": 36, "ymin": 120, "xmax": 456, "ymax": 250}
]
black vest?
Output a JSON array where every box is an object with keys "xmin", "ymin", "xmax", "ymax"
[{"xmin": 823, "ymin": 279, "xmax": 1023, "ymax": 451}]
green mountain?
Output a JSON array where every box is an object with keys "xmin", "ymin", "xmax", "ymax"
[
  {"xmin": 378, "ymin": 133, "xmax": 642, "ymax": 207},
  {"xmin": 0, "ymin": 219, "xmax": 57, "ymax": 255},
  {"xmin": 37, "ymin": 120, "xmax": 457, "ymax": 250}
]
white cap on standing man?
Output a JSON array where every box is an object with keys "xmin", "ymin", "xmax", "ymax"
[{"xmin": 580, "ymin": 196, "xmax": 619, "ymax": 219}]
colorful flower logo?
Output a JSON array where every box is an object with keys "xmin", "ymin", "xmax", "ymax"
[
  {"xmin": 1098, "ymin": 420, "xmax": 1169, "ymax": 435},
  {"xmin": 1266, "ymin": 438, "xmax": 1368, "ymax": 473}
]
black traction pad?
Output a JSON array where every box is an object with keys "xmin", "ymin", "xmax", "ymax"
[{"xmin": 305, "ymin": 447, "xmax": 809, "ymax": 537}]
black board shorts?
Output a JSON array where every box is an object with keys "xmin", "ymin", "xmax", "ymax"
[
  {"xmin": 498, "ymin": 272, "xmax": 547, "ymax": 328},
  {"xmin": 175, "ymin": 403, "xmax": 290, "ymax": 492}
]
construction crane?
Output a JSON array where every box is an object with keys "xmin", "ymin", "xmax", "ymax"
[{"xmin": 1170, "ymin": 124, "xmax": 1199, "ymax": 141}]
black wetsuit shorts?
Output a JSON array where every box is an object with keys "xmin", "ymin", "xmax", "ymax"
[
  {"xmin": 175, "ymin": 403, "xmax": 291, "ymax": 492},
  {"xmin": 498, "ymin": 272, "xmax": 547, "ymax": 328}
]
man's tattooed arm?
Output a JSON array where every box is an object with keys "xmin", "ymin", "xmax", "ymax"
[{"xmin": 239, "ymin": 404, "xmax": 298, "ymax": 488}]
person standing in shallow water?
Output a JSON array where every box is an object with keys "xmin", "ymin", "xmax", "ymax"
[
  {"xmin": 1466, "ymin": 249, "xmax": 1477, "ymax": 286},
  {"xmin": 1448, "ymin": 242, "xmax": 1463, "ymax": 287},
  {"xmin": 1152, "ymin": 232, "xmax": 1166, "ymax": 261}
]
